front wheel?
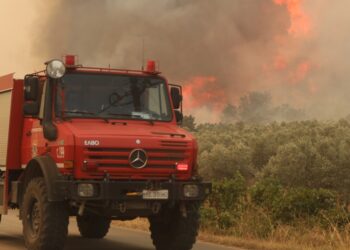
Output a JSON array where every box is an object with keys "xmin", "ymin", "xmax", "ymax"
[
  {"xmin": 77, "ymin": 214, "xmax": 111, "ymax": 239},
  {"xmin": 149, "ymin": 203, "xmax": 200, "ymax": 250},
  {"xmin": 22, "ymin": 177, "xmax": 69, "ymax": 250}
]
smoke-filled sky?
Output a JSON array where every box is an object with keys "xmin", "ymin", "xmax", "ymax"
[{"xmin": 1, "ymin": 0, "xmax": 350, "ymax": 122}]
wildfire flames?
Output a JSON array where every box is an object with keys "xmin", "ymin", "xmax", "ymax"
[
  {"xmin": 271, "ymin": 0, "xmax": 314, "ymax": 90},
  {"xmin": 274, "ymin": 0, "xmax": 311, "ymax": 37},
  {"xmin": 183, "ymin": 76, "xmax": 228, "ymax": 111},
  {"xmin": 182, "ymin": 0, "xmax": 313, "ymax": 114}
]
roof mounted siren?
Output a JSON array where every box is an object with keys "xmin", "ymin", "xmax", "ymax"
[
  {"xmin": 64, "ymin": 55, "xmax": 78, "ymax": 68},
  {"xmin": 144, "ymin": 60, "xmax": 160, "ymax": 75}
]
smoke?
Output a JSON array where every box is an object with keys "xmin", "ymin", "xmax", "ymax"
[
  {"xmin": 31, "ymin": 0, "xmax": 290, "ymax": 122},
  {"xmin": 2, "ymin": 0, "xmax": 350, "ymax": 122},
  {"xmin": 0, "ymin": 0, "xmax": 43, "ymax": 76}
]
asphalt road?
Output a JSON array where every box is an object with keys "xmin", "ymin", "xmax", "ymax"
[{"xmin": 0, "ymin": 211, "xmax": 243, "ymax": 250}]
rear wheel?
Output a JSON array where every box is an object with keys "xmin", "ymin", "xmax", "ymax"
[
  {"xmin": 149, "ymin": 203, "xmax": 200, "ymax": 250},
  {"xmin": 76, "ymin": 214, "xmax": 111, "ymax": 239},
  {"xmin": 22, "ymin": 177, "xmax": 68, "ymax": 250}
]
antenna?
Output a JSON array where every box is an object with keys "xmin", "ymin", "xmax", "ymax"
[
  {"xmin": 141, "ymin": 37, "xmax": 145, "ymax": 70},
  {"xmin": 157, "ymin": 60, "xmax": 160, "ymax": 72}
]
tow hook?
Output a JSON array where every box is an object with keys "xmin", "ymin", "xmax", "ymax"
[
  {"xmin": 152, "ymin": 202, "xmax": 161, "ymax": 214},
  {"xmin": 180, "ymin": 202, "xmax": 187, "ymax": 218},
  {"xmin": 119, "ymin": 202, "xmax": 126, "ymax": 213},
  {"xmin": 78, "ymin": 201, "xmax": 86, "ymax": 216}
]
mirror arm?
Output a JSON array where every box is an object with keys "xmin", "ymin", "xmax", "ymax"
[{"xmin": 42, "ymin": 78, "xmax": 57, "ymax": 141}]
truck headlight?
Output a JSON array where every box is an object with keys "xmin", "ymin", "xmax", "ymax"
[
  {"xmin": 77, "ymin": 183, "xmax": 95, "ymax": 197},
  {"xmin": 46, "ymin": 59, "xmax": 66, "ymax": 79},
  {"xmin": 183, "ymin": 184, "xmax": 199, "ymax": 198}
]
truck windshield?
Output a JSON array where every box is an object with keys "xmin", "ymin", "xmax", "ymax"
[{"xmin": 55, "ymin": 73, "xmax": 172, "ymax": 121}]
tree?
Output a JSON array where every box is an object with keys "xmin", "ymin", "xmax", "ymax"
[
  {"xmin": 221, "ymin": 104, "xmax": 238, "ymax": 123},
  {"xmin": 182, "ymin": 115, "xmax": 197, "ymax": 131},
  {"xmin": 238, "ymin": 92, "xmax": 272, "ymax": 124}
]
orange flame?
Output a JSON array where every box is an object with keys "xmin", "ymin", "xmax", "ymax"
[
  {"xmin": 269, "ymin": 0, "xmax": 314, "ymax": 87},
  {"xmin": 182, "ymin": 76, "xmax": 228, "ymax": 111},
  {"xmin": 292, "ymin": 61, "xmax": 311, "ymax": 82},
  {"xmin": 274, "ymin": 0, "xmax": 311, "ymax": 37}
]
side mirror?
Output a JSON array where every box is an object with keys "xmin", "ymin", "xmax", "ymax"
[
  {"xmin": 23, "ymin": 76, "xmax": 40, "ymax": 116},
  {"xmin": 24, "ymin": 76, "xmax": 39, "ymax": 101},
  {"xmin": 171, "ymin": 87, "xmax": 182, "ymax": 110},
  {"xmin": 43, "ymin": 122, "xmax": 58, "ymax": 141},
  {"xmin": 175, "ymin": 110, "xmax": 183, "ymax": 124}
]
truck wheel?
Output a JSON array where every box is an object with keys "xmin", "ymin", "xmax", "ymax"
[
  {"xmin": 149, "ymin": 203, "xmax": 200, "ymax": 250},
  {"xmin": 22, "ymin": 177, "xmax": 68, "ymax": 250},
  {"xmin": 76, "ymin": 214, "xmax": 111, "ymax": 239}
]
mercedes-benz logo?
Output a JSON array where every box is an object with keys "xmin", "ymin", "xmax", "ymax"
[{"xmin": 129, "ymin": 149, "xmax": 148, "ymax": 169}]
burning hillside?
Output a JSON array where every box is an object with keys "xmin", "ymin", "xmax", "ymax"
[
  {"xmin": 181, "ymin": 0, "xmax": 314, "ymax": 120},
  {"xmin": 2, "ymin": 0, "xmax": 350, "ymax": 122}
]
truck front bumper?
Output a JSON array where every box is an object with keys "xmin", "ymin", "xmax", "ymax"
[{"xmin": 54, "ymin": 179, "xmax": 211, "ymax": 202}]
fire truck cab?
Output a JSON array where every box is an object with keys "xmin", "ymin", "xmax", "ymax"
[{"xmin": 0, "ymin": 56, "xmax": 211, "ymax": 250}]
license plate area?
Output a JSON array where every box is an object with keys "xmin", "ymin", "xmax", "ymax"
[{"xmin": 142, "ymin": 189, "xmax": 169, "ymax": 200}]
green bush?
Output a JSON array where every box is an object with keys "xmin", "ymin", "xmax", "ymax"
[
  {"xmin": 200, "ymin": 206, "xmax": 217, "ymax": 229},
  {"xmin": 251, "ymin": 179, "xmax": 336, "ymax": 223},
  {"xmin": 250, "ymin": 178, "xmax": 283, "ymax": 209},
  {"xmin": 208, "ymin": 173, "xmax": 246, "ymax": 213},
  {"xmin": 217, "ymin": 211, "xmax": 235, "ymax": 230},
  {"xmin": 274, "ymin": 188, "xmax": 336, "ymax": 223},
  {"xmin": 192, "ymin": 119, "xmax": 350, "ymax": 235},
  {"xmin": 196, "ymin": 120, "xmax": 350, "ymax": 198}
]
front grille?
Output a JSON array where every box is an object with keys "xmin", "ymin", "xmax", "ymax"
[{"xmin": 84, "ymin": 147, "xmax": 189, "ymax": 169}]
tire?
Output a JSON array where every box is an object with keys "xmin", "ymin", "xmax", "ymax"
[
  {"xmin": 22, "ymin": 177, "xmax": 68, "ymax": 250},
  {"xmin": 149, "ymin": 203, "xmax": 200, "ymax": 250},
  {"xmin": 76, "ymin": 214, "xmax": 111, "ymax": 239}
]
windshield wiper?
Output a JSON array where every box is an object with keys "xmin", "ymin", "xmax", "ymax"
[
  {"xmin": 107, "ymin": 113, "xmax": 141, "ymax": 118},
  {"xmin": 98, "ymin": 92, "xmax": 132, "ymax": 114},
  {"xmin": 108, "ymin": 113, "xmax": 154, "ymax": 125},
  {"xmin": 63, "ymin": 110, "xmax": 111, "ymax": 123},
  {"xmin": 64, "ymin": 110, "xmax": 96, "ymax": 115}
]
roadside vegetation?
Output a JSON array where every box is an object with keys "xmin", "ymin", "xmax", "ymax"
[
  {"xmin": 184, "ymin": 117, "xmax": 350, "ymax": 250},
  {"xmin": 115, "ymin": 117, "xmax": 350, "ymax": 249}
]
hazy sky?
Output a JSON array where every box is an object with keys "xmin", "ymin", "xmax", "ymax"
[
  {"xmin": 0, "ymin": 0, "xmax": 42, "ymax": 76},
  {"xmin": 2, "ymin": 0, "xmax": 350, "ymax": 121}
]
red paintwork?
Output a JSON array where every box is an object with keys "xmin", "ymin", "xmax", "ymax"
[
  {"xmin": 7, "ymin": 80, "xmax": 24, "ymax": 169},
  {"xmin": 60, "ymin": 119, "xmax": 194, "ymax": 180},
  {"xmin": 0, "ymin": 64, "xmax": 197, "ymax": 214},
  {"xmin": 2, "ymin": 78, "xmax": 24, "ymax": 213},
  {"xmin": 16, "ymin": 66, "xmax": 196, "ymax": 181},
  {"xmin": 2, "ymin": 64, "xmax": 196, "ymax": 213}
]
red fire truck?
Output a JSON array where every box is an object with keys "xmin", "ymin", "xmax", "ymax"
[{"xmin": 0, "ymin": 56, "xmax": 211, "ymax": 250}]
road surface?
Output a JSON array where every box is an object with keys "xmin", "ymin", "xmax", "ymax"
[{"xmin": 0, "ymin": 211, "xmax": 243, "ymax": 250}]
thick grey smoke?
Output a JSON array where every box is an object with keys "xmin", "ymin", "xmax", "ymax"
[
  {"xmin": 28, "ymin": 0, "xmax": 350, "ymax": 122},
  {"xmin": 32, "ymin": 0, "xmax": 291, "ymax": 120},
  {"xmin": 34, "ymin": 0, "xmax": 287, "ymax": 78}
]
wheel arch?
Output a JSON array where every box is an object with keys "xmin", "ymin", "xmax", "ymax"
[{"xmin": 22, "ymin": 155, "xmax": 64, "ymax": 202}]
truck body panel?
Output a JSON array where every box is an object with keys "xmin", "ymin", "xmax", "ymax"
[
  {"xmin": 0, "ymin": 59, "xmax": 211, "ymax": 250},
  {"xmin": 0, "ymin": 74, "xmax": 24, "ymax": 214}
]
